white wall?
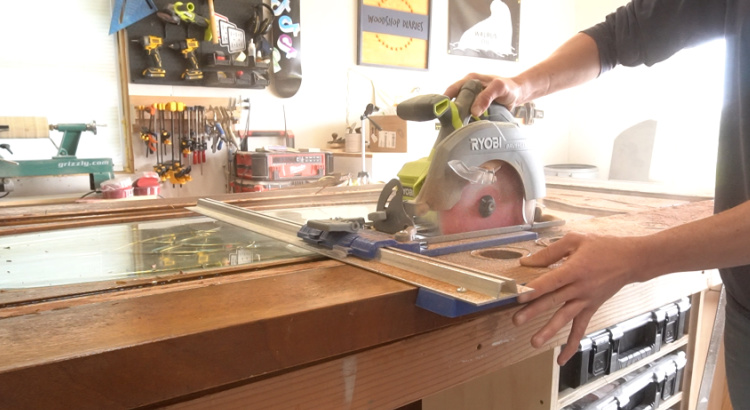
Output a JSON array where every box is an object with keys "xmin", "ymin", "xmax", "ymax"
[
  {"xmin": 565, "ymin": 0, "xmax": 723, "ymax": 194},
  {"xmin": 2, "ymin": 0, "xmax": 723, "ymax": 199},
  {"xmin": 116, "ymin": 0, "xmax": 581, "ymax": 198}
]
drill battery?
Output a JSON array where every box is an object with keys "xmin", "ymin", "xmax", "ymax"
[{"xmin": 235, "ymin": 150, "xmax": 333, "ymax": 181}]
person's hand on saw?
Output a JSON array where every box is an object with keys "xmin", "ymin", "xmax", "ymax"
[
  {"xmin": 444, "ymin": 33, "xmax": 601, "ymax": 118},
  {"xmin": 444, "ymin": 73, "xmax": 523, "ymax": 118}
]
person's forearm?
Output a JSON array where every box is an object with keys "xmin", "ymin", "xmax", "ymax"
[
  {"xmin": 637, "ymin": 200, "xmax": 750, "ymax": 280},
  {"xmin": 513, "ymin": 33, "xmax": 602, "ymax": 103}
]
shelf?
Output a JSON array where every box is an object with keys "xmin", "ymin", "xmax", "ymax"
[
  {"xmin": 657, "ymin": 391, "xmax": 682, "ymax": 409},
  {"xmin": 330, "ymin": 151, "xmax": 414, "ymax": 157},
  {"xmin": 330, "ymin": 151, "xmax": 373, "ymax": 157},
  {"xmin": 557, "ymin": 335, "xmax": 689, "ymax": 408}
]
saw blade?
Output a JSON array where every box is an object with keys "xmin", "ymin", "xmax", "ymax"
[{"xmin": 437, "ymin": 163, "xmax": 525, "ymax": 235}]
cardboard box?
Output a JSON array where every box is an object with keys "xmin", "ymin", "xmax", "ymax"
[{"xmin": 367, "ymin": 115, "xmax": 407, "ymax": 153}]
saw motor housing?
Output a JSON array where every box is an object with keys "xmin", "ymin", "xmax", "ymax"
[{"xmin": 415, "ymin": 119, "xmax": 546, "ymax": 225}]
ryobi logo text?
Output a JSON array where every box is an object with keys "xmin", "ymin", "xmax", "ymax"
[{"xmin": 470, "ymin": 136, "xmax": 501, "ymax": 150}]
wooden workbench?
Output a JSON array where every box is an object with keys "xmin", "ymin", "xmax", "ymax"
[{"xmin": 0, "ymin": 183, "xmax": 720, "ymax": 409}]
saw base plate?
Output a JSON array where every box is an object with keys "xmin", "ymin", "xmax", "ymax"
[{"xmin": 298, "ymin": 223, "xmax": 538, "ymax": 260}]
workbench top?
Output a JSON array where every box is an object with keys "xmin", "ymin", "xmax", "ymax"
[{"xmin": 0, "ymin": 184, "xmax": 718, "ymax": 409}]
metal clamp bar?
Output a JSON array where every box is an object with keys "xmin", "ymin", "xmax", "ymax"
[{"xmin": 189, "ymin": 198, "xmax": 519, "ymax": 304}]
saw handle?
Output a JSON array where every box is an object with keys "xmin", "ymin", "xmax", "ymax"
[
  {"xmin": 453, "ymin": 79, "xmax": 484, "ymax": 125},
  {"xmin": 396, "ymin": 95, "xmax": 450, "ymax": 122},
  {"xmin": 481, "ymin": 103, "xmax": 516, "ymax": 123},
  {"xmin": 396, "ymin": 79, "xmax": 484, "ymax": 145}
]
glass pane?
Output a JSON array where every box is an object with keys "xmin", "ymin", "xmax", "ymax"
[{"xmin": 0, "ymin": 216, "xmax": 312, "ymax": 289}]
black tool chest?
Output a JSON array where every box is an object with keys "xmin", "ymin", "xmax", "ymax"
[
  {"xmin": 562, "ymin": 351, "xmax": 687, "ymax": 410},
  {"xmin": 559, "ymin": 298, "xmax": 691, "ymax": 392}
]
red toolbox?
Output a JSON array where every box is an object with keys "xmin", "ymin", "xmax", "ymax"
[{"xmin": 235, "ymin": 151, "xmax": 333, "ymax": 181}]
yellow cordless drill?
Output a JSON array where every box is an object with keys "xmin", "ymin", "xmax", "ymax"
[
  {"xmin": 170, "ymin": 38, "xmax": 203, "ymax": 81},
  {"xmin": 136, "ymin": 35, "xmax": 166, "ymax": 78}
]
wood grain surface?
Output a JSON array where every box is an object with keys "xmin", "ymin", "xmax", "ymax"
[
  {"xmin": 0, "ymin": 260, "xmax": 456, "ymax": 409},
  {"xmin": 0, "ymin": 186, "xmax": 717, "ymax": 408}
]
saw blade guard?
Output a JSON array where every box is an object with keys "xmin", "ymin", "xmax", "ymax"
[
  {"xmin": 414, "ymin": 120, "xmax": 546, "ymax": 215},
  {"xmin": 447, "ymin": 160, "xmax": 498, "ymax": 185},
  {"xmin": 437, "ymin": 164, "xmax": 528, "ymax": 234}
]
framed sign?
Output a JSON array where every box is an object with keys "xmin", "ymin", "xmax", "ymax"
[
  {"xmin": 448, "ymin": 0, "xmax": 520, "ymax": 61},
  {"xmin": 357, "ymin": 0, "xmax": 431, "ymax": 70}
]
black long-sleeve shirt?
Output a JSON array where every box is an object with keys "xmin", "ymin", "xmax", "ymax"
[{"xmin": 583, "ymin": 0, "xmax": 750, "ymax": 316}]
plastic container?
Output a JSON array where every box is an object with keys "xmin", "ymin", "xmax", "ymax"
[
  {"xmin": 133, "ymin": 186, "xmax": 160, "ymax": 196},
  {"xmin": 100, "ymin": 176, "xmax": 134, "ymax": 199},
  {"xmin": 102, "ymin": 187, "xmax": 133, "ymax": 199}
]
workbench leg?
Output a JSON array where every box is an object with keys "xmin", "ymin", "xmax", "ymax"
[{"xmin": 684, "ymin": 287, "xmax": 723, "ymax": 410}]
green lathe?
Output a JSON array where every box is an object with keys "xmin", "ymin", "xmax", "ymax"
[{"xmin": 0, "ymin": 117, "xmax": 115, "ymax": 194}]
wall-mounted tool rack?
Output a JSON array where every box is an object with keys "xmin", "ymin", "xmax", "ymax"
[{"xmin": 126, "ymin": 0, "xmax": 271, "ymax": 89}]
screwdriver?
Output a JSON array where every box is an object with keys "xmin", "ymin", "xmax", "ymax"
[
  {"xmin": 145, "ymin": 105, "xmax": 158, "ymax": 156},
  {"xmin": 176, "ymin": 102, "xmax": 189, "ymax": 166},
  {"xmin": 135, "ymin": 105, "xmax": 148, "ymax": 157},
  {"xmin": 167, "ymin": 101, "xmax": 178, "ymax": 163},
  {"xmin": 157, "ymin": 102, "xmax": 170, "ymax": 158},
  {"xmin": 185, "ymin": 106, "xmax": 194, "ymax": 167},
  {"xmin": 140, "ymin": 106, "xmax": 158, "ymax": 156}
]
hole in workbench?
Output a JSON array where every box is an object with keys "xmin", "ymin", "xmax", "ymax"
[{"xmin": 470, "ymin": 247, "xmax": 527, "ymax": 260}]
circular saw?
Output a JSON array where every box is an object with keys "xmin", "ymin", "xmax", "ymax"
[{"xmin": 393, "ymin": 79, "xmax": 546, "ymax": 236}]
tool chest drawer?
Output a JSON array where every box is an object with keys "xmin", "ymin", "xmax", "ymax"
[
  {"xmin": 562, "ymin": 351, "xmax": 687, "ymax": 410},
  {"xmin": 559, "ymin": 298, "xmax": 691, "ymax": 391}
]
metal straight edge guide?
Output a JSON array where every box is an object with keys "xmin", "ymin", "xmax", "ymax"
[{"xmin": 188, "ymin": 198, "xmax": 530, "ymax": 316}]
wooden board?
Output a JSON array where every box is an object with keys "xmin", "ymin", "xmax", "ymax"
[
  {"xmin": 433, "ymin": 200, "xmax": 714, "ymax": 286},
  {"xmin": 0, "ymin": 184, "xmax": 385, "ymax": 235},
  {"xmin": 0, "ymin": 260, "xmax": 456, "ymax": 408},
  {"xmin": 0, "ymin": 116, "xmax": 48, "ymax": 138}
]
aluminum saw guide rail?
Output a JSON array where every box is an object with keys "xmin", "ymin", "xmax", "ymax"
[{"xmin": 189, "ymin": 198, "xmax": 534, "ymax": 316}]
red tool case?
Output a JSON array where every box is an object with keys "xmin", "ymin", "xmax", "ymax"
[{"xmin": 235, "ymin": 151, "xmax": 333, "ymax": 181}]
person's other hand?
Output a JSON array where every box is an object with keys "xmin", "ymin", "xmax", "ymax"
[
  {"xmin": 444, "ymin": 73, "xmax": 523, "ymax": 117},
  {"xmin": 513, "ymin": 232, "xmax": 648, "ymax": 365}
]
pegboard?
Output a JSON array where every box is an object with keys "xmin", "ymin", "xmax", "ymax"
[{"xmin": 125, "ymin": 0, "xmax": 272, "ymax": 89}]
